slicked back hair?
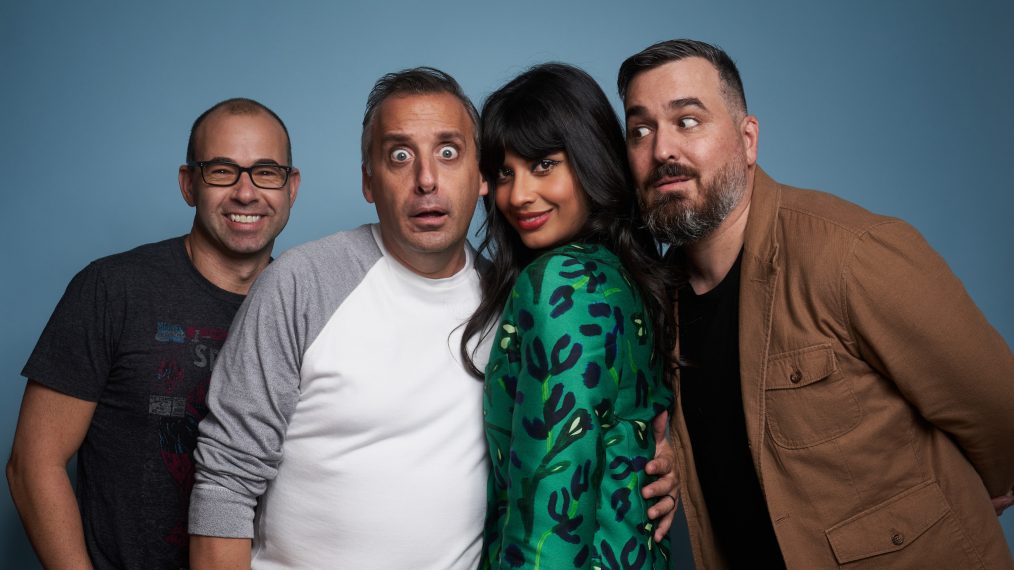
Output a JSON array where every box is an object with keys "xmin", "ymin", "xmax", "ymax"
[
  {"xmin": 617, "ymin": 39, "xmax": 747, "ymax": 118},
  {"xmin": 360, "ymin": 67, "xmax": 479, "ymax": 175},
  {"xmin": 186, "ymin": 97, "xmax": 291, "ymax": 164}
]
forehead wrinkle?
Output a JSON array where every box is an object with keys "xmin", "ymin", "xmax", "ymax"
[
  {"xmin": 379, "ymin": 132, "xmax": 413, "ymax": 146},
  {"xmin": 378, "ymin": 130, "xmax": 466, "ymax": 145}
]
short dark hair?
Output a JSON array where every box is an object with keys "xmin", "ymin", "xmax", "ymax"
[
  {"xmin": 461, "ymin": 62, "xmax": 674, "ymax": 378},
  {"xmin": 617, "ymin": 39, "xmax": 747, "ymax": 117},
  {"xmin": 186, "ymin": 98, "xmax": 291, "ymax": 164},
  {"xmin": 360, "ymin": 67, "xmax": 479, "ymax": 174}
]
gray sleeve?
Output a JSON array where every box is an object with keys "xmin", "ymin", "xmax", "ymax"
[{"xmin": 189, "ymin": 226, "xmax": 381, "ymax": 538}]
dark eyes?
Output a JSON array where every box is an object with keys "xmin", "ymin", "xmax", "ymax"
[
  {"xmin": 495, "ymin": 166, "xmax": 513, "ymax": 184},
  {"xmin": 495, "ymin": 157, "xmax": 560, "ymax": 184},
  {"xmin": 532, "ymin": 159, "xmax": 559, "ymax": 173}
]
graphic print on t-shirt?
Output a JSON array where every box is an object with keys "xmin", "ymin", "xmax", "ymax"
[{"xmin": 149, "ymin": 322, "xmax": 229, "ymax": 549}]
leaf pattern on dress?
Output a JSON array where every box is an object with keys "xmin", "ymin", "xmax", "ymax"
[{"xmin": 481, "ymin": 244, "xmax": 673, "ymax": 569}]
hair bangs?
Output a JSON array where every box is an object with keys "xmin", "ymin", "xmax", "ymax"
[{"xmin": 479, "ymin": 89, "xmax": 571, "ymax": 181}]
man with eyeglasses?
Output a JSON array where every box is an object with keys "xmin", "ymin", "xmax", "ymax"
[{"xmin": 8, "ymin": 98, "xmax": 299, "ymax": 569}]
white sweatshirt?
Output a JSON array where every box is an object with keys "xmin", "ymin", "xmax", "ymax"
[{"xmin": 191, "ymin": 224, "xmax": 489, "ymax": 569}]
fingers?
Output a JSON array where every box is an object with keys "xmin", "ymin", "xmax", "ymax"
[
  {"xmin": 651, "ymin": 410, "xmax": 670, "ymax": 446},
  {"xmin": 644, "ymin": 454, "xmax": 674, "ymax": 477},
  {"xmin": 647, "ymin": 494, "xmax": 677, "ymax": 542},
  {"xmin": 647, "ymin": 409, "xmax": 678, "ymax": 542},
  {"xmin": 647, "ymin": 410, "xmax": 675, "ymax": 477},
  {"xmin": 991, "ymin": 490, "xmax": 1014, "ymax": 517},
  {"xmin": 641, "ymin": 468, "xmax": 677, "ymax": 500},
  {"xmin": 647, "ymin": 489, "xmax": 678, "ymax": 517},
  {"xmin": 654, "ymin": 502, "xmax": 675, "ymax": 542}
]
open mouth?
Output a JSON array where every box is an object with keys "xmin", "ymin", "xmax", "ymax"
[{"xmin": 411, "ymin": 208, "xmax": 449, "ymax": 226}]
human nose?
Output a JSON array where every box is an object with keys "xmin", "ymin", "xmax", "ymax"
[
  {"xmin": 653, "ymin": 126, "xmax": 682, "ymax": 164},
  {"xmin": 232, "ymin": 171, "xmax": 260, "ymax": 203},
  {"xmin": 508, "ymin": 172, "xmax": 535, "ymax": 209},
  {"xmin": 416, "ymin": 155, "xmax": 437, "ymax": 194}
]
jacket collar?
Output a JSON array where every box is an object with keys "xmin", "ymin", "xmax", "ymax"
[{"xmin": 742, "ymin": 166, "xmax": 782, "ymax": 268}]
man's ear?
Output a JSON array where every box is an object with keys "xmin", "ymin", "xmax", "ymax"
[
  {"xmin": 362, "ymin": 165, "xmax": 375, "ymax": 204},
  {"xmin": 740, "ymin": 114, "xmax": 759, "ymax": 166},
  {"xmin": 286, "ymin": 168, "xmax": 301, "ymax": 207},
  {"xmin": 179, "ymin": 165, "xmax": 196, "ymax": 207},
  {"xmin": 478, "ymin": 174, "xmax": 489, "ymax": 197}
]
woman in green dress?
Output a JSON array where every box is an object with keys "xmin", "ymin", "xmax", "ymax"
[{"xmin": 461, "ymin": 63, "xmax": 675, "ymax": 569}]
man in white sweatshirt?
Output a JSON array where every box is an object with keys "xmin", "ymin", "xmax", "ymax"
[{"xmin": 188, "ymin": 67, "xmax": 676, "ymax": 569}]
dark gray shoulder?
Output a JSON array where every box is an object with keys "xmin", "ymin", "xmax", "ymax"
[{"xmin": 79, "ymin": 236, "xmax": 181, "ymax": 275}]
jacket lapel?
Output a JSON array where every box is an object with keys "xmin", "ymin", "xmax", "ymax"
[{"xmin": 738, "ymin": 168, "xmax": 781, "ymax": 481}]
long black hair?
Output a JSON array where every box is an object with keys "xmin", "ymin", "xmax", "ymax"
[{"xmin": 460, "ymin": 62, "xmax": 674, "ymax": 377}]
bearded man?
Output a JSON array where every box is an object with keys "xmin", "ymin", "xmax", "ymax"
[{"xmin": 620, "ymin": 38, "xmax": 1014, "ymax": 569}]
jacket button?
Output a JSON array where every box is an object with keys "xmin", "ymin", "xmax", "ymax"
[
  {"xmin": 891, "ymin": 532, "xmax": 904, "ymax": 546},
  {"xmin": 789, "ymin": 370, "xmax": 802, "ymax": 383}
]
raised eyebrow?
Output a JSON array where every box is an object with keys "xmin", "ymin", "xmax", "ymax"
[
  {"xmin": 379, "ymin": 133, "xmax": 413, "ymax": 147},
  {"xmin": 435, "ymin": 131, "xmax": 466, "ymax": 145},
  {"xmin": 668, "ymin": 97, "xmax": 707, "ymax": 112},
  {"xmin": 624, "ymin": 98, "xmax": 708, "ymax": 120}
]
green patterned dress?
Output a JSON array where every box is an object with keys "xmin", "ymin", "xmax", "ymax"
[{"xmin": 482, "ymin": 243, "xmax": 673, "ymax": 570}]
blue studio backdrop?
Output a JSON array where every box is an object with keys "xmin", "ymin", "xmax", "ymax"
[{"xmin": 2, "ymin": 1, "xmax": 1012, "ymax": 566}]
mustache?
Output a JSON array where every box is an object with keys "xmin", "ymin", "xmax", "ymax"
[{"xmin": 646, "ymin": 161, "xmax": 700, "ymax": 187}]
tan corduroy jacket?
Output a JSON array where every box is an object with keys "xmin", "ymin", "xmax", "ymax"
[{"xmin": 673, "ymin": 168, "xmax": 1014, "ymax": 569}]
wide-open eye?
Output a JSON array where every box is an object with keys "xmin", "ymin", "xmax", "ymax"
[
  {"xmin": 678, "ymin": 117, "xmax": 700, "ymax": 129},
  {"xmin": 390, "ymin": 148, "xmax": 412, "ymax": 163},
  {"xmin": 438, "ymin": 145, "xmax": 459, "ymax": 160}
]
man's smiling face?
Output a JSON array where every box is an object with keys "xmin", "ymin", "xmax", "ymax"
[{"xmin": 181, "ymin": 110, "xmax": 298, "ymax": 259}]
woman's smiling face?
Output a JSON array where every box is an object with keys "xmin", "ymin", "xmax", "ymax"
[{"xmin": 494, "ymin": 150, "xmax": 589, "ymax": 250}]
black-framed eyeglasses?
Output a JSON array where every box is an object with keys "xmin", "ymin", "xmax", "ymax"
[{"xmin": 188, "ymin": 160, "xmax": 293, "ymax": 189}]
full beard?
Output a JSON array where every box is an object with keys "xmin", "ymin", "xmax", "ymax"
[{"xmin": 640, "ymin": 159, "xmax": 748, "ymax": 247}]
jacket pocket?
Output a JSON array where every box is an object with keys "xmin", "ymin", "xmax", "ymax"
[
  {"xmin": 765, "ymin": 343, "xmax": 860, "ymax": 448},
  {"xmin": 824, "ymin": 481, "xmax": 974, "ymax": 566}
]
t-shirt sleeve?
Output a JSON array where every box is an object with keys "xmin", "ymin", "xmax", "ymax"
[
  {"xmin": 22, "ymin": 261, "xmax": 116, "ymax": 401},
  {"xmin": 189, "ymin": 259, "xmax": 306, "ymax": 539},
  {"xmin": 495, "ymin": 252, "xmax": 648, "ymax": 566}
]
